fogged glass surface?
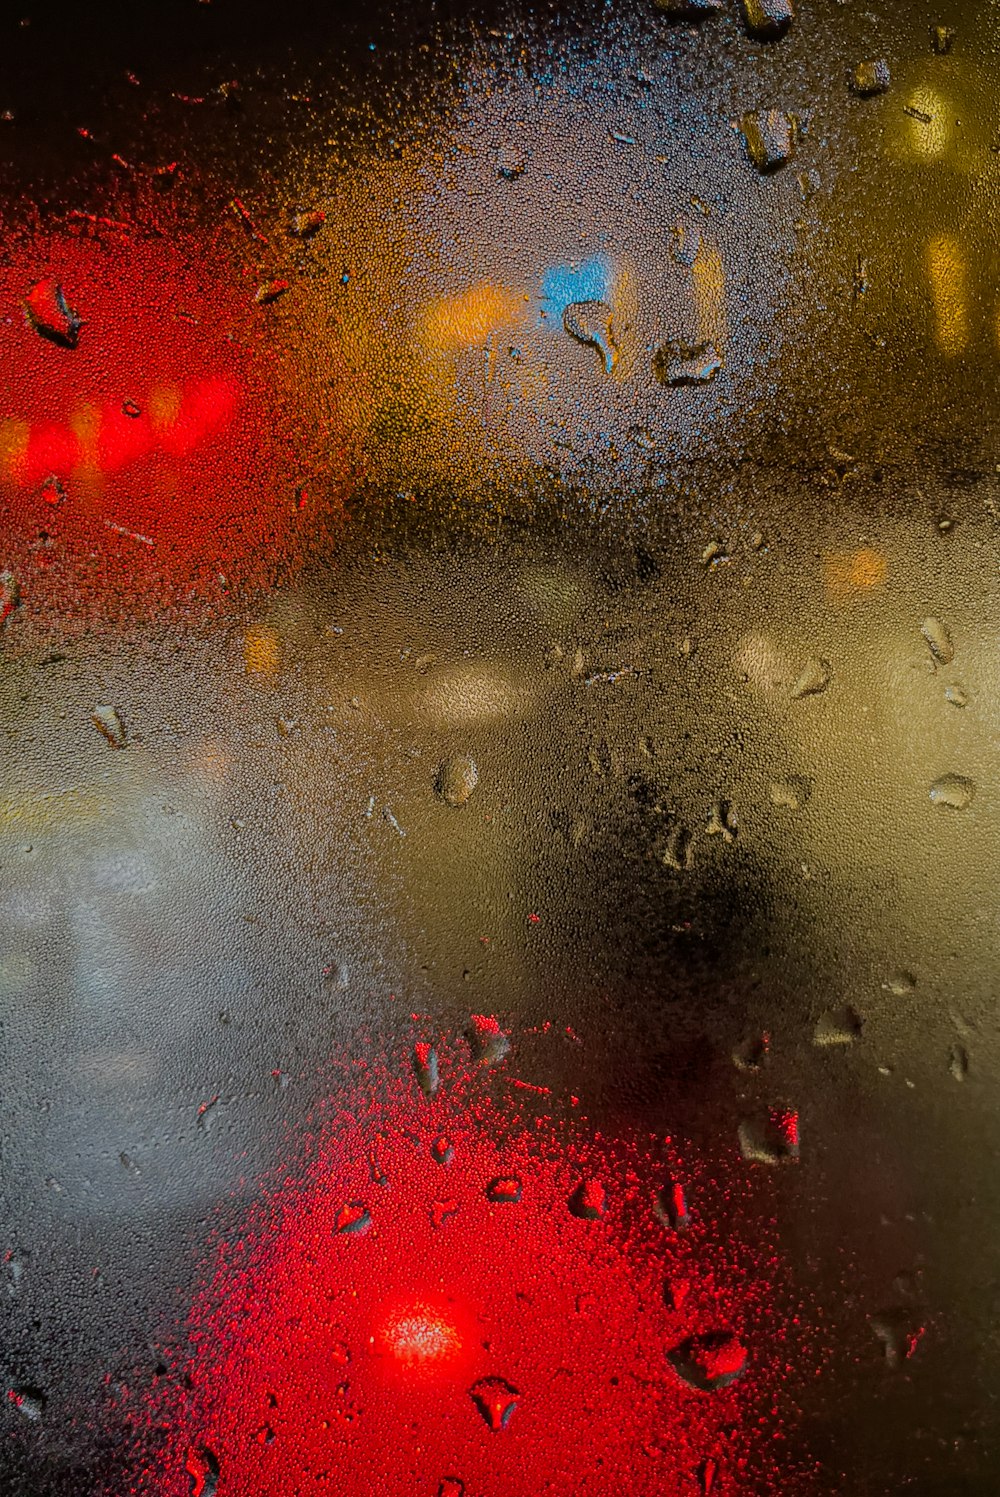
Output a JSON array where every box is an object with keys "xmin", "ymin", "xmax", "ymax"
[{"xmin": 0, "ymin": 0, "xmax": 997, "ymax": 1492}]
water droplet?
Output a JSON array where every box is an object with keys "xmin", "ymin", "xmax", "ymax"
[
  {"xmin": 931, "ymin": 24, "xmax": 956, "ymax": 54},
  {"xmin": 740, "ymin": 0, "xmax": 794, "ymax": 39},
  {"xmin": 92, "ymin": 705, "xmax": 128, "ymax": 749},
  {"xmin": 0, "ymin": 570, "xmax": 19, "ymax": 626},
  {"xmin": 732, "ymin": 1033, "xmax": 769, "ymax": 1070},
  {"xmin": 884, "ymin": 969, "xmax": 916, "ymax": 995},
  {"xmin": 653, "ymin": 1180, "xmax": 690, "ymax": 1230},
  {"xmin": 655, "ymin": 0, "xmax": 722, "ymax": 17},
  {"xmin": 667, "ymin": 1331, "xmax": 748, "ymax": 1391},
  {"xmin": 949, "ymin": 1044, "xmax": 969, "ymax": 1081},
  {"xmin": 701, "ymin": 539, "xmax": 730, "ymax": 567},
  {"xmin": 469, "ymin": 1376, "xmax": 519, "ymax": 1431},
  {"xmin": 870, "ymin": 1308, "xmax": 924, "ymax": 1368},
  {"xmin": 944, "ymin": 683, "xmax": 968, "ymax": 707},
  {"xmin": 289, "ymin": 209, "xmax": 325, "ymax": 237},
  {"xmin": 920, "ymin": 616, "xmax": 954, "ymax": 665},
  {"xmin": 568, "ymin": 1178, "xmax": 607, "ymax": 1219},
  {"xmin": 486, "ymin": 1175, "xmax": 522, "ymax": 1204},
  {"xmin": 185, "ymin": 1444, "xmax": 220, "ymax": 1497},
  {"xmin": 438, "ymin": 1481, "xmax": 466, "ymax": 1497},
  {"xmin": 24, "ymin": 278, "xmax": 82, "ymax": 348},
  {"xmin": 431, "ymin": 1199, "xmax": 460, "ymax": 1229},
  {"xmin": 334, "ymin": 1202, "xmax": 372, "ymax": 1235},
  {"xmin": 738, "ymin": 1108, "xmax": 800, "ymax": 1164},
  {"xmin": 653, "ymin": 339, "xmax": 722, "ymax": 386},
  {"xmin": 662, "ymin": 823, "xmax": 694, "ymax": 871},
  {"xmin": 791, "ymin": 657, "xmax": 832, "ymax": 699},
  {"xmin": 852, "ymin": 59, "xmax": 890, "ymax": 95},
  {"xmin": 255, "ymin": 279, "xmax": 290, "ymax": 306},
  {"xmin": 706, "ymin": 799, "xmax": 738, "ymax": 843},
  {"xmin": 698, "ymin": 1456, "xmax": 721, "ymax": 1494},
  {"xmin": 562, "ymin": 300, "xmax": 618, "ymax": 375},
  {"xmin": 466, "ymin": 1013, "xmax": 510, "ymax": 1067},
  {"xmin": 769, "ymin": 776, "xmax": 813, "ymax": 810},
  {"xmin": 121, "ymin": 398, "xmax": 141, "ymax": 418},
  {"xmin": 929, "ymin": 773, "xmax": 975, "ymax": 810},
  {"xmin": 739, "ymin": 110, "xmax": 796, "ymax": 171},
  {"xmin": 813, "ymin": 1005, "xmax": 863, "ymax": 1046},
  {"xmin": 40, "ymin": 474, "xmax": 66, "ymax": 507},
  {"xmin": 8, "ymin": 1386, "xmax": 45, "ymax": 1421},
  {"xmin": 435, "ymin": 756, "xmax": 479, "ymax": 807},
  {"xmin": 255, "ymin": 1423, "xmax": 276, "ymax": 1445},
  {"xmin": 431, "ymin": 1135, "xmax": 454, "ymax": 1165},
  {"xmin": 412, "ymin": 1043, "xmax": 440, "ymax": 1099},
  {"xmin": 663, "ymin": 1276, "xmax": 691, "ymax": 1310}
]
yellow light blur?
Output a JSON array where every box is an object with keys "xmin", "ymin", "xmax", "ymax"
[
  {"xmin": 421, "ymin": 283, "xmax": 522, "ymax": 352},
  {"xmin": 148, "ymin": 383, "xmax": 183, "ymax": 432},
  {"xmin": 926, "ymin": 234, "xmax": 968, "ymax": 356},
  {"xmin": 0, "ymin": 418, "xmax": 29, "ymax": 480},
  {"xmin": 244, "ymin": 625, "xmax": 281, "ymax": 676},
  {"xmin": 693, "ymin": 237, "xmax": 726, "ymax": 350},
  {"xmin": 824, "ymin": 548, "xmax": 887, "ymax": 600}
]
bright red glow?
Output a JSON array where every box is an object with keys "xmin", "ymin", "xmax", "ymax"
[
  {"xmin": 122, "ymin": 1038, "xmax": 815, "ymax": 1496},
  {"xmin": 380, "ymin": 1303, "xmax": 462, "ymax": 1366}
]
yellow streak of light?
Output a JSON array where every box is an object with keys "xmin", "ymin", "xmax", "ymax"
[
  {"xmin": 421, "ymin": 283, "xmax": 522, "ymax": 352},
  {"xmin": 693, "ymin": 237, "xmax": 727, "ymax": 349},
  {"xmin": 149, "ymin": 383, "xmax": 182, "ymax": 432},
  {"xmin": 0, "ymin": 418, "xmax": 29, "ymax": 480},
  {"xmin": 244, "ymin": 625, "xmax": 280, "ymax": 676},
  {"xmin": 824, "ymin": 548, "xmax": 888, "ymax": 600},
  {"xmin": 926, "ymin": 234, "xmax": 968, "ymax": 356}
]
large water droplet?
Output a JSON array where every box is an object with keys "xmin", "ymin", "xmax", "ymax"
[
  {"xmin": 486, "ymin": 1175, "xmax": 522, "ymax": 1204},
  {"xmin": 740, "ymin": 0, "xmax": 794, "ymax": 40},
  {"xmin": 466, "ymin": 1014, "xmax": 510, "ymax": 1067},
  {"xmin": 920, "ymin": 616, "xmax": 954, "ymax": 665},
  {"xmin": 884, "ymin": 969, "xmax": 916, "ymax": 995},
  {"xmin": 92, "ymin": 705, "xmax": 128, "ymax": 749},
  {"xmin": 738, "ymin": 1108, "xmax": 800, "ymax": 1164},
  {"xmin": 739, "ymin": 110, "xmax": 796, "ymax": 171},
  {"xmin": 814, "ymin": 1005, "xmax": 862, "ymax": 1046},
  {"xmin": 435, "ymin": 756, "xmax": 479, "ymax": 807},
  {"xmin": 334, "ymin": 1202, "xmax": 372, "ymax": 1235},
  {"xmin": 931, "ymin": 23, "xmax": 956, "ymax": 53},
  {"xmin": 185, "ymin": 1444, "xmax": 220, "ymax": 1497},
  {"xmin": 24, "ymin": 278, "xmax": 82, "ymax": 348},
  {"xmin": 944, "ymin": 683, "xmax": 968, "ymax": 707},
  {"xmin": 469, "ymin": 1376, "xmax": 519, "ymax": 1431},
  {"xmin": 852, "ymin": 59, "xmax": 890, "ymax": 95},
  {"xmin": 568, "ymin": 1178, "xmax": 607, "ymax": 1219},
  {"xmin": 438, "ymin": 1481, "xmax": 466, "ymax": 1497},
  {"xmin": 653, "ymin": 1180, "xmax": 690, "ymax": 1230},
  {"xmin": 289, "ymin": 209, "xmax": 325, "ymax": 237},
  {"xmin": 667, "ymin": 1331, "xmax": 748, "ymax": 1391},
  {"xmin": 431, "ymin": 1135, "xmax": 454, "ymax": 1165},
  {"xmin": 562, "ymin": 300, "xmax": 618, "ymax": 375},
  {"xmin": 653, "ymin": 339, "xmax": 722, "ymax": 386},
  {"xmin": 769, "ymin": 776, "xmax": 813, "ymax": 810},
  {"xmin": 791, "ymin": 657, "xmax": 832, "ymax": 699},
  {"xmin": 929, "ymin": 774, "xmax": 975, "ymax": 810},
  {"xmin": 8, "ymin": 1386, "xmax": 45, "ymax": 1422},
  {"xmin": 412, "ymin": 1043, "xmax": 440, "ymax": 1099},
  {"xmin": 431, "ymin": 1199, "xmax": 460, "ymax": 1229},
  {"xmin": 870, "ymin": 1308, "xmax": 924, "ymax": 1368},
  {"xmin": 949, "ymin": 1044, "xmax": 969, "ymax": 1081}
]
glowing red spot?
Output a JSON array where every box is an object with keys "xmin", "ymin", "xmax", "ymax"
[{"xmin": 383, "ymin": 1305, "xmax": 461, "ymax": 1367}]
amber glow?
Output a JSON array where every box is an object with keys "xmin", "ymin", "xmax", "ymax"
[
  {"xmin": 824, "ymin": 548, "xmax": 887, "ymax": 599},
  {"xmin": 422, "ymin": 282, "xmax": 523, "ymax": 351},
  {"xmin": 926, "ymin": 234, "xmax": 968, "ymax": 355}
]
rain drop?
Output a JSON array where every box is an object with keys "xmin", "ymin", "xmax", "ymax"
[
  {"xmin": 920, "ymin": 616, "xmax": 954, "ymax": 665},
  {"xmin": 870, "ymin": 1308, "xmax": 924, "ymax": 1368},
  {"xmin": 929, "ymin": 774, "xmax": 975, "ymax": 810},
  {"xmin": 667, "ymin": 1331, "xmax": 748, "ymax": 1391},
  {"xmin": 739, "ymin": 110, "xmax": 796, "ymax": 171},
  {"xmin": 486, "ymin": 1175, "xmax": 522, "ymax": 1204},
  {"xmin": 24, "ymin": 278, "xmax": 82, "ymax": 348},
  {"xmin": 738, "ymin": 1108, "xmax": 799, "ymax": 1164},
  {"xmin": 469, "ymin": 1376, "xmax": 519, "ymax": 1431},
  {"xmin": 435, "ymin": 756, "xmax": 479, "ymax": 807},
  {"xmin": 769, "ymin": 776, "xmax": 812, "ymax": 810},
  {"xmin": 185, "ymin": 1444, "xmax": 220, "ymax": 1497},
  {"xmin": 7, "ymin": 1386, "xmax": 45, "ymax": 1422},
  {"xmin": 92, "ymin": 705, "xmax": 128, "ymax": 749},
  {"xmin": 568, "ymin": 1178, "xmax": 607, "ymax": 1219},
  {"xmin": 813, "ymin": 1005, "xmax": 863, "ymax": 1046},
  {"xmin": 655, "ymin": 0, "xmax": 722, "ymax": 16},
  {"xmin": 466, "ymin": 1013, "xmax": 510, "ymax": 1067},
  {"xmin": 653, "ymin": 1180, "xmax": 690, "ymax": 1231},
  {"xmin": 334, "ymin": 1202, "xmax": 372, "ymax": 1235},
  {"xmin": 791, "ymin": 657, "xmax": 832, "ymax": 699},
  {"xmin": 562, "ymin": 300, "xmax": 618, "ymax": 375},
  {"xmin": 412, "ymin": 1042, "xmax": 440, "ymax": 1099},
  {"xmin": 944, "ymin": 683, "xmax": 968, "ymax": 708},
  {"xmin": 740, "ymin": 0, "xmax": 794, "ymax": 40},
  {"xmin": 852, "ymin": 59, "xmax": 891, "ymax": 96},
  {"xmin": 431, "ymin": 1135, "xmax": 454, "ymax": 1165},
  {"xmin": 653, "ymin": 339, "xmax": 722, "ymax": 386}
]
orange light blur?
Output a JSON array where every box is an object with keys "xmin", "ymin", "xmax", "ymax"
[
  {"xmin": 421, "ymin": 282, "xmax": 522, "ymax": 351},
  {"xmin": 824, "ymin": 547, "xmax": 887, "ymax": 599}
]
